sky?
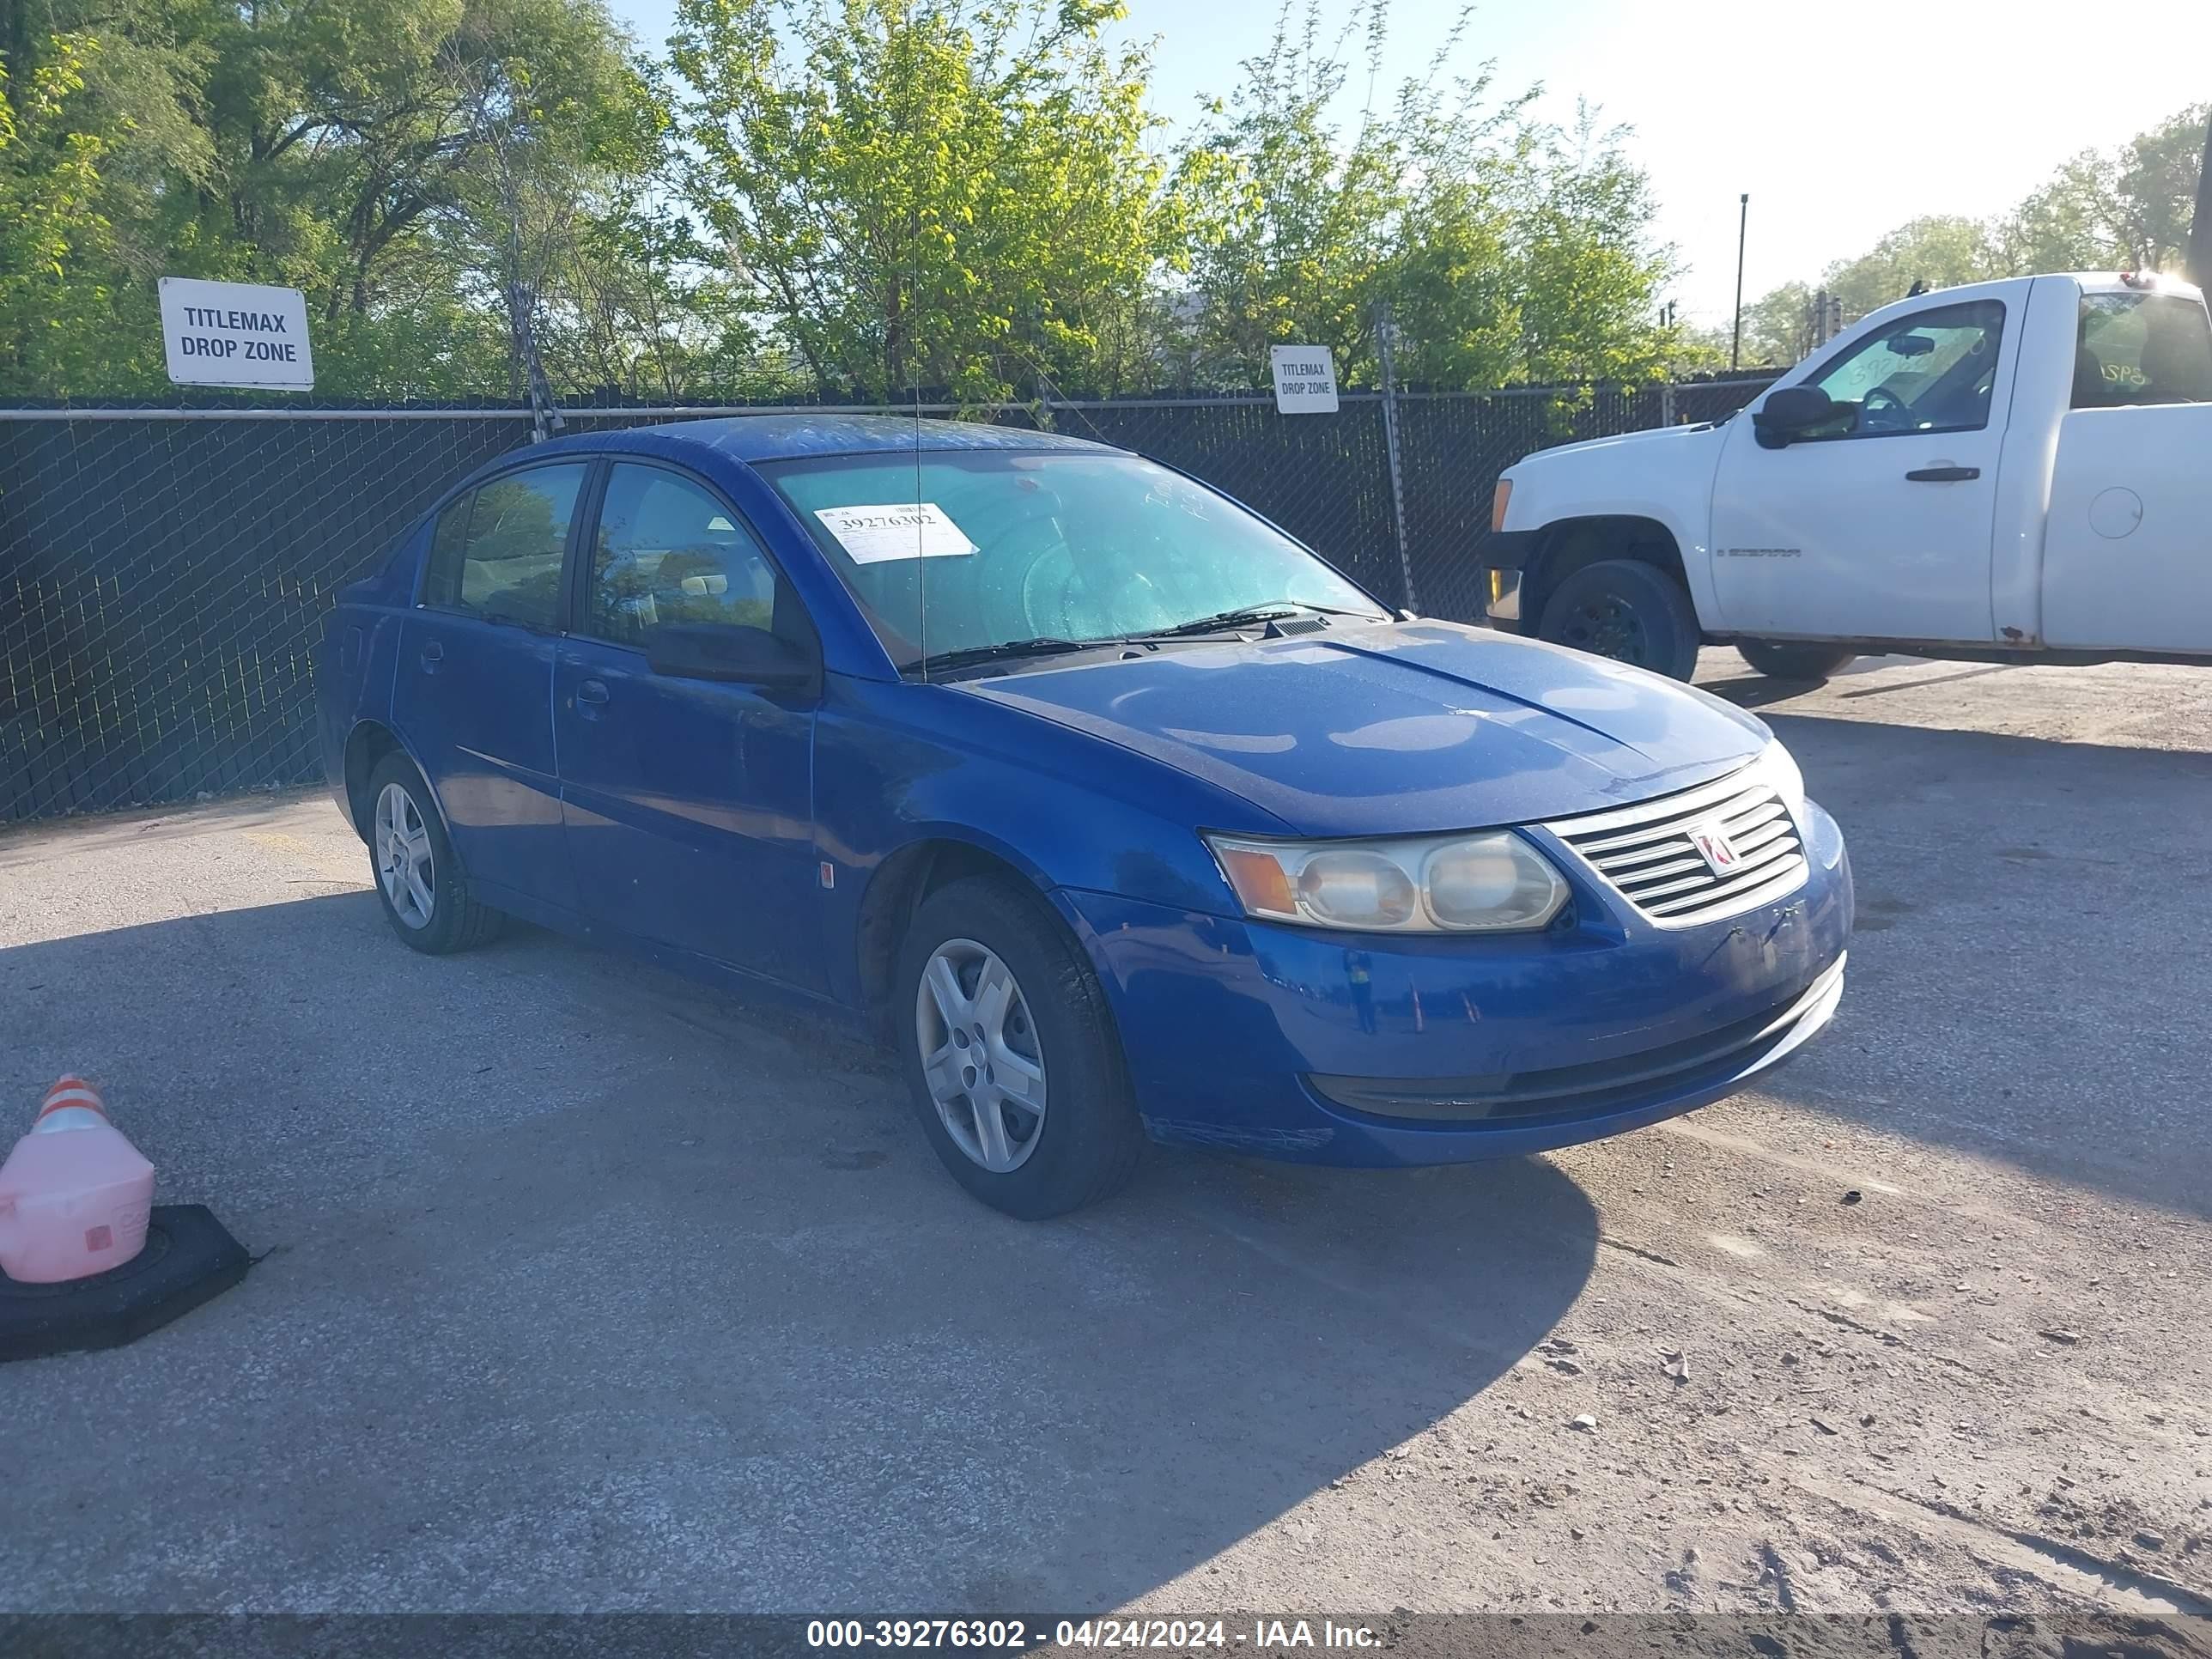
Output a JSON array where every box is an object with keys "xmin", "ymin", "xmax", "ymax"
[{"xmin": 605, "ymin": 0, "xmax": 2212, "ymax": 331}]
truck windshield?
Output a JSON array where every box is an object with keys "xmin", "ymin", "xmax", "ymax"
[{"xmin": 2073, "ymin": 293, "xmax": 2212, "ymax": 408}]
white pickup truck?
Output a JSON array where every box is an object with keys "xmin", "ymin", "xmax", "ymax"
[{"xmin": 1482, "ymin": 271, "xmax": 2212, "ymax": 680}]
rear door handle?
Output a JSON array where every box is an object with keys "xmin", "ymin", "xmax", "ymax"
[
  {"xmin": 418, "ymin": 640, "xmax": 444, "ymax": 672},
  {"xmin": 1905, "ymin": 465, "xmax": 1979, "ymax": 482}
]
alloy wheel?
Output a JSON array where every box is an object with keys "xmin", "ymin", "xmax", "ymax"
[
  {"xmin": 374, "ymin": 781, "xmax": 436, "ymax": 930},
  {"xmin": 915, "ymin": 938, "xmax": 1048, "ymax": 1173}
]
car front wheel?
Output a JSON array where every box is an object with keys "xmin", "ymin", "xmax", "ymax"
[{"xmin": 895, "ymin": 875, "xmax": 1142, "ymax": 1218}]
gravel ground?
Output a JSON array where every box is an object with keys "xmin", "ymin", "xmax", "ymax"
[{"xmin": 1, "ymin": 649, "xmax": 2209, "ymax": 1622}]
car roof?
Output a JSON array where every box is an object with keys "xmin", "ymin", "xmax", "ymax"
[{"xmin": 528, "ymin": 411, "xmax": 1124, "ymax": 467}]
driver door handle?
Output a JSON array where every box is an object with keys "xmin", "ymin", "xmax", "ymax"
[{"xmin": 1905, "ymin": 465, "xmax": 1979, "ymax": 482}]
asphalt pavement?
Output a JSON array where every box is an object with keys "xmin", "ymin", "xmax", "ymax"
[{"xmin": 2, "ymin": 649, "xmax": 2209, "ymax": 1619}]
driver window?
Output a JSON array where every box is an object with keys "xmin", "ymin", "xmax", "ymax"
[
  {"xmin": 586, "ymin": 464, "xmax": 782, "ymax": 647},
  {"xmin": 1800, "ymin": 300, "xmax": 2006, "ymax": 440}
]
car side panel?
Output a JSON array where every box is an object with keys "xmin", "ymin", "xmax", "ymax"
[
  {"xmin": 389, "ymin": 611, "xmax": 574, "ymax": 911},
  {"xmin": 810, "ymin": 675, "xmax": 1297, "ymax": 1012}
]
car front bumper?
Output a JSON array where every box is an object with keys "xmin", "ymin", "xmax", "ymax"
[{"xmin": 1055, "ymin": 799, "xmax": 1851, "ymax": 1165}]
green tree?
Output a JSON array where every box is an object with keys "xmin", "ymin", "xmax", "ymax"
[
  {"xmin": 671, "ymin": 0, "xmax": 1169, "ymax": 399},
  {"xmin": 1736, "ymin": 279, "xmax": 1812, "ymax": 368},
  {"xmin": 1, "ymin": 0, "xmax": 661, "ymax": 398},
  {"xmin": 1821, "ymin": 215, "xmax": 2005, "ymax": 318},
  {"xmin": 1503, "ymin": 105, "xmax": 1679, "ymax": 386},
  {"xmin": 1739, "ymin": 102, "xmax": 2212, "ymax": 363},
  {"xmin": 1173, "ymin": 1, "xmax": 1676, "ymax": 390},
  {"xmin": 0, "ymin": 31, "xmax": 153, "ymax": 398},
  {"xmin": 2002, "ymin": 104, "xmax": 2210, "ymax": 272}
]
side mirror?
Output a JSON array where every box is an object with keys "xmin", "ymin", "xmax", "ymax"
[
  {"xmin": 645, "ymin": 623, "xmax": 819, "ymax": 694},
  {"xmin": 1752, "ymin": 385, "xmax": 1836, "ymax": 448}
]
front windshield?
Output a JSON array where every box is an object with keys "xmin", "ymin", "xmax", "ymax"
[{"xmin": 760, "ymin": 447, "xmax": 1388, "ymax": 670}]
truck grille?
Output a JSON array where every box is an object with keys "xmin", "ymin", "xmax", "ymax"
[{"xmin": 1542, "ymin": 763, "xmax": 1808, "ymax": 928}]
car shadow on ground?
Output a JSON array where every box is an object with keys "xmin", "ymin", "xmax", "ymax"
[
  {"xmin": 1734, "ymin": 710, "xmax": 2212, "ymax": 1220},
  {"xmin": 2, "ymin": 891, "xmax": 1599, "ymax": 1610}
]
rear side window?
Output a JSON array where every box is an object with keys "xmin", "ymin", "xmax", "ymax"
[
  {"xmin": 422, "ymin": 463, "xmax": 587, "ymax": 629},
  {"xmin": 2073, "ymin": 293, "xmax": 2212, "ymax": 408}
]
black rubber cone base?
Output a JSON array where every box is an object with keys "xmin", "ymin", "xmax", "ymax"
[{"xmin": 0, "ymin": 1204, "xmax": 247, "ymax": 1362}]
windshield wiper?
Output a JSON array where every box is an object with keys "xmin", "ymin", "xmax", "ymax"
[
  {"xmin": 1130, "ymin": 600, "xmax": 1385, "ymax": 641},
  {"xmin": 902, "ymin": 636, "xmax": 1110, "ymax": 676}
]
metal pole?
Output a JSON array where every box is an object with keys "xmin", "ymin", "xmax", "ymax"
[
  {"xmin": 2188, "ymin": 111, "xmax": 2212, "ymax": 287},
  {"xmin": 1375, "ymin": 303, "xmax": 1419, "ymax": 614},
  {"xmin": 1731, "ymin": 193, "xmax": 1749, "ymax": 371}
]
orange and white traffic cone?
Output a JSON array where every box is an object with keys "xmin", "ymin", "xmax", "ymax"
[{"xmin": 0, "ymin": 1076, "xmax": 156, "ymax": 1283}]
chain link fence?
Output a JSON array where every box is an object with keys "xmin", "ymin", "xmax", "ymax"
[{"xmin": 0, "ymin": 375, "xmax": 1775, "ymax": 826}]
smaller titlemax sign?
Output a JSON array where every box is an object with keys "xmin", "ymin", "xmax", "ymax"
[{"xmin": 159, "ymin": 276, "xmax": 315, "ymax": 389}]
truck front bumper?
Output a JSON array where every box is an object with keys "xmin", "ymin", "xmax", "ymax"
[{"xmin": 1474, "ymin": 529, "xmax": 1535, "ymax": 632}]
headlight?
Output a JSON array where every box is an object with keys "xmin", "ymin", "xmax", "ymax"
[
  {"xmin": 1206, "ymin": 830, "xmax": 1568, "ymax": 934},
  {"xmin": 1759, "ymin": 738, "xmax": 1806, "ymax": 818}
]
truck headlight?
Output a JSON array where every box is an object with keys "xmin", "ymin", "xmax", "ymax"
[{"xmin": 1206, "ymin": 830, "xmax": 1569, "ymax": 934}]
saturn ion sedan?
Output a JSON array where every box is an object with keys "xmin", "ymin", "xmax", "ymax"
[{"xmin": 315, "ymin": 415, "xmax": 1851, "ymax": 1218}]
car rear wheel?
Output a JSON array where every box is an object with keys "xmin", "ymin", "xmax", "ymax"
[
  {"xmin": 365, "ymin": 753, "xmax": 505, "ymax": 955},
  {"xmin": 1536, "ymin": 559, "xmax": 1701, "ymax": 681},
  {"xmin": 895, "ymin": 875, "xmax": 1142, "ymax": 1218},
  {"xmin": 1737, "ymin": 640, "xmax": 1857, "ymax": 682}
]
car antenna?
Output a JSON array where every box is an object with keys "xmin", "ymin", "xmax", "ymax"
[{"xmin": 915, "ymin": 383, "xmax": 927, "ymax": 684}]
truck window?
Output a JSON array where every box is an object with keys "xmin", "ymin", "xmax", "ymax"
[
  {"xmin": 2071, "ymin": 293, "xmax": 2212, "ymax": 409},
  {"xmin": 1797, "ymin": 300, "xmax": 2006, "ymax": 441}
]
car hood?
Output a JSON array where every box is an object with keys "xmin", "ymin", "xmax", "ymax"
[{"xmin": 958, "ymin": 620, "xmax": 1768, "ymax": 838}]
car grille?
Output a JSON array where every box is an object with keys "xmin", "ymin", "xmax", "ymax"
[{"xmin": 1542, "ymin": 762, "xmax": 1808, "ymax": 927}]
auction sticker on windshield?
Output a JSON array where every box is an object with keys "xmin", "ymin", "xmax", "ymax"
[{"xmin": 815, "ymin": 503, "xmax": 977, "ymax": 563}]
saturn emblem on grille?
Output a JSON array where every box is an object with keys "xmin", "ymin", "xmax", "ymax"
[{"xmin": 1688, "ymin": 818, "xmax": 1741, "ymax": 877}]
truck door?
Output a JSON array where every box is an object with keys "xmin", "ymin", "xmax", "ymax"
[
  {"xmin": 2040, "ymin": 287, "xmax": 2212, "ymax": 653},
  {"xmin": 1709, "ymin": 288, "xmax": 2026, "ymax": 645}
]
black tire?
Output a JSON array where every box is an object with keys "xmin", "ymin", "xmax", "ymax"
[
  {"xmin": 893, "ymin": 875, "xmax": 1142, "ymax": 1218},
  {"xmin": 362, "ymin": 752, "xmax": 506, "ymax": 955},
  {"xmin": 1737, "ymin": 640, "xmax": 1857, "ymax": 682},
  {"xmin": 1535, "ymin": 559, "xmax": 1702, "ymax": 681}
]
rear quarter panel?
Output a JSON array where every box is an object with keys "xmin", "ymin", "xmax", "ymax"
[
  {"xmin": 2039, "ymin": 403, "xmax": 2212, "ymax": 652},
  {"xmin": 314, "ymin": 522, "xmax": 424, "ymax": 830}
]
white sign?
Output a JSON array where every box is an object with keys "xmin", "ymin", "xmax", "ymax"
[
  {"xmin": 814, "ymin": 502, "xmax": 977, "ymax": 565},
  {"xmin": 158, "ymin": 276, "xmax": 314, "ymax": 389},
  {"xmin": 1270, "ymin": 344, "xmax": 1339, "ymax": 414}
]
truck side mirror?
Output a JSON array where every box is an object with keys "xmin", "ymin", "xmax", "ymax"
[{"xmin": 1753, "ymin": 385, "xmax": 1836, "ymax": 448}]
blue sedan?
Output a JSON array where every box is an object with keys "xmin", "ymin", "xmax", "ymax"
[{"xmin": 314, "ymin": 416, "xmax": 1850, "ymax": 1217}]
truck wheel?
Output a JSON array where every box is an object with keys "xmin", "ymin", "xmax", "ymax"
[
  {"xmin": 1536, "ymin": 560, "xmax": 1701, "ymax": 681},
  {"xmin": 1737, "ymin": 641, "xmax": 1857, "ymax": 682}
]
